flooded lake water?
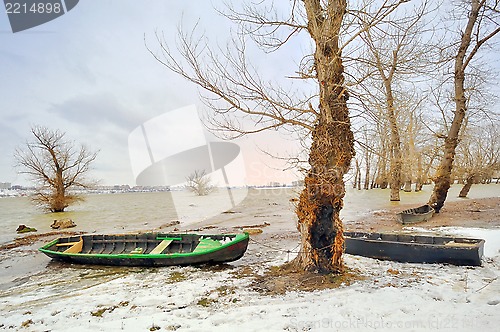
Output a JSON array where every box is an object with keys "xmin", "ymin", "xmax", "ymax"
[{"xmin": 0, "ymin": 184, "xmax": 498, "ymax": 246}]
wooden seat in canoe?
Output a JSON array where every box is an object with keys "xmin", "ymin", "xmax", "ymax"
[
  {"xmin": 56, "ymin": 242, "xmax": 80, "ymax": 247},
  {"xmin": 60, "ymin": 237, "xmax": 83, "ymax": 254},
  {"xmin": 149, "ymin": 239, "xmax": 173, "ymax": 254}
]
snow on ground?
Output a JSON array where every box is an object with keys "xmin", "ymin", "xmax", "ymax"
[{"xmin": 1, "ymin": 229, "xmax": 499, "ymax": 332}]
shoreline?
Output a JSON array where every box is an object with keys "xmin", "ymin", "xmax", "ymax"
[{"xmin": 1, "ymin": 195, "xmax": 499, "ymax": 253}]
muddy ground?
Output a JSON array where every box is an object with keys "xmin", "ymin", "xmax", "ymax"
[{"xmin": 346, "ymin": 197, "xmax": 500, "ymax": 233}]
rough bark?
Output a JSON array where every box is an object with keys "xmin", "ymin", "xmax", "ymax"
[{"xmin": 292, "ymin": 0, "xmax": 353, "ymax": 273}]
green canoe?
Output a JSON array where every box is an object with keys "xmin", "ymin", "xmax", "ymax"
[{"xmin": 39, "ymin": 232, "xmax": 249, "ymax": 267}]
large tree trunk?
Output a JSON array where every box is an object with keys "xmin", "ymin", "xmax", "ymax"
[
  {"xmin": 293, "ymin": 0, "xmax": 353, "ymax": 273},
  {"xmin": 52, "ymin": 169, "xmax": 67, "ymax": 212},
  {"xmin": 428, "ymin": 0, "xmax": 482, "ymax": 213},
  {"xmin": 428, "ymin": 102, "xmax": 466, "ymax": 212},
  {"xmin": 429, "ymin": 6, "xmax": 478, "ymax": 213}
]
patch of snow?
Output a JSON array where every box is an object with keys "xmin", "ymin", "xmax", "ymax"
[{"xmin": 1, "ymin": 251, "xmax": 499, "ymax": 331}]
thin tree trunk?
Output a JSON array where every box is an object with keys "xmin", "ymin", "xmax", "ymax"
[
  {"xmin": 458, "ymin": 175, "xmax": 475, "ymax": 198},
  {"xmin": 356, "ymin": 159, "xmax": 361, "ymax": 190},
  {"xmin": 367, "ymin": 26, "xmax": 402, "ymax": 200},
  {"xmin": 387, "ymin": 93, "xmax": 402, "ymax": 201},
  {"xmin": 353, "ymin": 159, "xmax": 359, "ymax": 189},
  {"xmin": 379, "ymin": 152, "xmax": 388, "ymax": 189},
  {"xmin": 370, "ymin": 163, "xmax": 378, "ymax": 189},
  {"xmin": 404, "ymin": 113, "xmax": 416, "ymax": 193},
  {"xmin": 364, "ymin": 154, "xmax": 370, "ymax": 190},
  {"xmin": 423, "ymin": 150, "xmax": 438, "ymax": 185},
  {"xmin": 415, "ymin": 154, "xmax": 423, "ymax": 192}
]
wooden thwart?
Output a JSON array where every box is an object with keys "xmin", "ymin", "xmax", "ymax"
[
  {"xmin": 56, "ymin": 242, "xmax": 80, "ymax": 247},
  {"xmin": 62, "ymin": 237, "xmax": 83, "ymax": 254},
  {"xmin": 149, "ymin": 239, "xmax": 173, "ymax": 254}
]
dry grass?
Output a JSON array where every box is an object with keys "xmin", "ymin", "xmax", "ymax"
[{"xmin": 251, "ymin": 263, "xmax": 364, "ymax": 295}]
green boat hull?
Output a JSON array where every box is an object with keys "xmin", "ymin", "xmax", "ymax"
[{"xmin": 39, "ymin": 233, "xmax": 249, "ymax": 267}]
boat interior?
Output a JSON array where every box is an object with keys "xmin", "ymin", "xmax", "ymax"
[
  {"xmin": 344, "ymin": 232, "xmax": 482, "ymax": 246},
  {"xmin": 48, "ymin": 233, "xmax": 236, "ymax": 255}
]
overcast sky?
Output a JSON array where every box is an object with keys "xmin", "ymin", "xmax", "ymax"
[
  {"xmin": 0, "ymin": 1, "xmax": 304, "ymax": 187},
  {"xmin": 2, "ymin": 1, "xmax": 498, "ymax": 188}
]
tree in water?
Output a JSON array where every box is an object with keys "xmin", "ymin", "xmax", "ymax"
[
  {"xmin": 186, "ymin": 169, "xmax": 214, "ymax": 196},
  {"xmin": 428, "ymin": 0, "xmax": 499, "ymax": 212},
  {"xmin": 14, "ymin": 126, "xmax": 98, "ymax": 212}
]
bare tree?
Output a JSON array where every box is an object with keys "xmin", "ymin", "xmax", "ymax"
[
  {"xmin": 186, "ymin": 169, "xmax": 214, "ymax": 196},
  {"xmin": 354, "ymin": 1, "xmax": 435, "ymax": 201},
  {"xmin": 14, "ymin": 126, "xmax": 98, "ymax": 212},
  {"xmin": 149, "ymin": 0, "xmax": 408, "ymax": 272},
  {"xmin": 428, "ymin": 0, "xmax": 500, "ymax": 212}
]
